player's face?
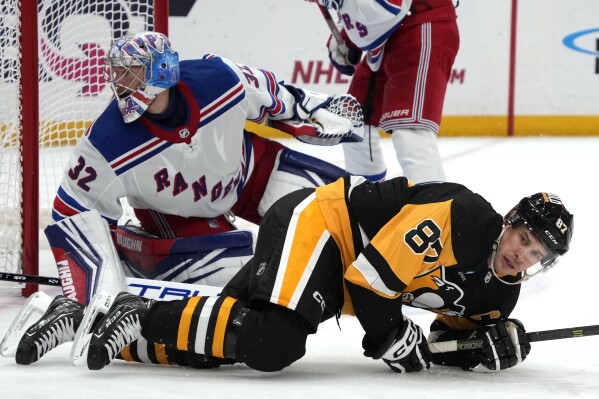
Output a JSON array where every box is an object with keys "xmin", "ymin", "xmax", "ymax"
[
  {"xmin": 494, "ymin": 224, "xmax": 549, "ymax": 275},
  {"xmin": 110, "ymin": 66, "xmax": 145, "ymax": 98}
]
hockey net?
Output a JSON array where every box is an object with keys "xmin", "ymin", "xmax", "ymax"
[{"xmin": 0, "ymin": 0, "xmax": 167, "ymax": 295}]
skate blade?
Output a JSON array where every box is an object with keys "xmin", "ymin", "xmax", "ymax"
[
  {"xmin": 0, "ymin": 291, "xmax": 54, "ymax": 358},
  {"xmin": 70, "ymin": 291, "xmax": 115, "ymax": 366}
]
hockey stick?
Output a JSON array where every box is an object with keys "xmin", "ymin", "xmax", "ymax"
[
  {"xmin": 0, "ymin": 272, "xmax": 222, "ymax": 299},
  {"xmin": 316, "ymin": 3, "xmax": 362, "ymax": 67},
  {"xmin": 316, "ymin": 3, "xmax": 344, "ymax": 46},
  {"xmin": 428, "ymin": 324, "xmax": 599, "ymax": 353},
  {"xmin": 0, "ymin": 272, "xmax": 60, "ymax": 286}
]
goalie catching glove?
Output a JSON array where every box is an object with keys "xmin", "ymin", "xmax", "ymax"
[
  {"xmin": 271, "ymin": 85, "xmax": 364, "ymax": 146},
  {"xmin": 363, "ymin": 316, "xmax": 432, "ymax": 373}
]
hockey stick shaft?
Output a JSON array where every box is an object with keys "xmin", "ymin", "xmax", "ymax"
[
  {"xmin": 0, "ymin": 272, "xmax": 222, "ymax": 299},
  {"xmin": 0, "ymin": 272, "xmax": 60, "ymax": 286},
  {"xmin": 428, "ymin": 324, "xmax": 599, "ymax": 353},
  {"xmin": 316, "ymin": 4, "xmax": 344, "ymax": 46},
  {"xmin": 526, "ymin": 324, "xmax": 599, "ymax": 342}
]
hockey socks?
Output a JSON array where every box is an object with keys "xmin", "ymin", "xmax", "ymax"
[
  {"xmin": 116, "ymin": 339, "xmax": 231, "ymax": 368},
  {"xmin": 142, "ymin": 298, "xmax": 312, "ymax": 372},
  {"xmin": 117, "ymin": 339, "xmax": 170, "ymax": 365},
  {"xmin": 142, "ymin": 295, "xmax": 243, "ymax": 360}
]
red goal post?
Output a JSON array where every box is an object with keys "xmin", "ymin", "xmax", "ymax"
[{"xmin": 0, "ymin": 0, "xmax": 168, "ymax": 296}]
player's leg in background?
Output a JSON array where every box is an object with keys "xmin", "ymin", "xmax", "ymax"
[
  {"xmin": 392, "ymin": 127, "xmax": 446, "ymax": 182},
  {"xmin": 343, "ymin": 60, "xmax": 387, "ymax": 181},
  {"xmin": 341, "ymin": 124, "xmax": 387, "ymax": 181},
  {"xmin": 382, "ymin": 20, "xmax": 459, "ymax": 183}
]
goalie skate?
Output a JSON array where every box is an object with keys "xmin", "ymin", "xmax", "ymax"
[
  {"xmin": 15, "ymin": 295, "xmax": 85, "ymax": 365},
  {"xmin": 0, "ymin": 291, "xmax": 54, "ymax": 358},
  {"xmin": 87, "ymin": 292, "xmax": 154, "ymax": 370},
  {"xmin": 70, "ymin": 290, "xmax": 117, "ymax": 366}
]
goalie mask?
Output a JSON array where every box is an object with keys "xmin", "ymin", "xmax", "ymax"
[
  {"xmin": 504, "ymin": 192, "xmax": 574, "ymax": 278},
  {"xmin": 105, "ymin": 31, "xmax": 180, "ymax": 123}
]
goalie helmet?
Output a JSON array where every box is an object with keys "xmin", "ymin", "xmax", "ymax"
[
  {"xmin": 104, "ymin": 31, "xmax": 180, "ymax": 123},
  {"xmin": 505, "ymin": 192, "xmax": 573, "ymax": 271}
]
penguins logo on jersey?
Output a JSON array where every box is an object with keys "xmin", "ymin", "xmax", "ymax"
[{"xmin": 402, "ymin": 265, "xmax": 466, "ymax": 317}]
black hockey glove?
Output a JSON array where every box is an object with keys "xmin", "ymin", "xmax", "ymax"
[
  {"xmin": 363, "ymin": 317, "xmax": 432, "ymax": 373},
  {"xmin": 469, "ymin": 319, "xmax": 531, "ymax": 371}
]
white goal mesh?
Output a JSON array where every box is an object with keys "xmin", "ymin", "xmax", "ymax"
[{"xmin": 0, "ymin": 0, "xmax": 166, "ymax": 295}]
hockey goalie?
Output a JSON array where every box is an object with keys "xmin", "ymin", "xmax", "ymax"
[{"xmin": 0, "ymin": 30, "xmax": 364, "ymax": 366}]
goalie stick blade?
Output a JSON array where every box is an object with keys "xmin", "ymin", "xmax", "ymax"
[
  {"xmin": 0, "ymin": 291, "xmax": 54, "ymax": 358},
  {"xmin": 70, "ymin": 291, "xmax": 116, "ymax": 366}
]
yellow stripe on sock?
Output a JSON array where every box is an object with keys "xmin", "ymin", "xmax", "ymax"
[
  {"xmin": 211, "ymin": 297, "xmax": 237, "ymax": 358},
  {"xmin": 177, "ymin": 296, "xmax": 201, "ymax": 351},
  {"xmin": 119, "ymin": 345, "xmax": 134, "ymax": 362},
  {"xmin": 154, "ymin": 344, "xmax": 169, "ymax": 365}
]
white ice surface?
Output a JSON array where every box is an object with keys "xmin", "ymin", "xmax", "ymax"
[{"xmin": 1, "ymin": 137, "xmax": 598, "ymax": 398}]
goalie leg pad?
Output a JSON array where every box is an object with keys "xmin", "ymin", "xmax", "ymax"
[
  {"xmin": 116, "ymin": 225, "xmax": 255, "ymax": 288},
  {"xmin": 257, "ymin": 148, "xmax": 349, "ymax": 216},
  {"xmin": 44, "ymin": 209, "xmax": 127, "ymax": 305}
]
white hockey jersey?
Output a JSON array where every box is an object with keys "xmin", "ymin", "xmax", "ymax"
[
  {"xmin": 52, "ymin": 55, "xmax": 299, "ymax": 228},
  {"xmin": 320, "ymin": 0, "xmax": 411, "ymax": 70}
]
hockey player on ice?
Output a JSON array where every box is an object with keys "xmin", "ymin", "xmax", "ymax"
[
  {"xmin": 308, "ymin": 0, "xmax": 459, "ymax": 183},
  {"xmin": 1, "ymin": 31, "xmax": 365, "ymax": 365},
  {"xmin": 13, "ymin": 177, "xmax": 573, "ymax": 373}
]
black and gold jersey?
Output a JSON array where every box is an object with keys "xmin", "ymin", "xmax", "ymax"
[{"xmin": 316, "ymin": 176, "xmax": 520, "ymax": 339}]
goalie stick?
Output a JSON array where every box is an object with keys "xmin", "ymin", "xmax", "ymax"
[
  {"xmin": 0, "ymin": 272, "xmax": 60, "ymax": 286},
  {"xmin": 428, "ymin": 324, "xmax": 599, "ymax": 353}
]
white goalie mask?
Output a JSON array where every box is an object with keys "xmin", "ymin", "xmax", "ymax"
[{"xmin": 104, "ymin": 31, "xmax": 180, "ymax": 123}]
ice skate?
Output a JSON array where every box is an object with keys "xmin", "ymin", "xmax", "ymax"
[
  {"xmin": 86, "ymin": 292, "xmax": 154, "ymax": 370},
  {"xmin": 15, "ymin": 295, "xmax": 85, "ymax": 365}
]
